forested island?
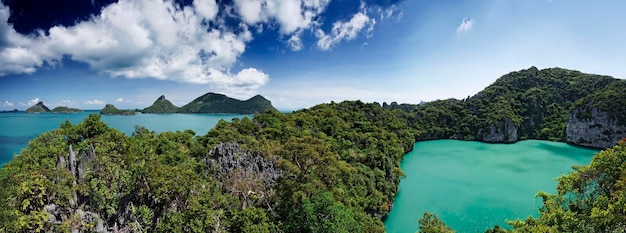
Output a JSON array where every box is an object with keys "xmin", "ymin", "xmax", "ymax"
[
  {"xmin": 24, "ymin": 102, "xmax": 51, "ymax": 113},
  {"xmin": 100, "ymin": 104, "xmax": 136, "ymax": 116},
  {"xmin": 142, "ymin": 93, "xmax": 276, "ymax": 114},
  {"xmin": 1, "ymin": 67, "xmax": 626, "ymax": 232},
  {"xmin": 51, "ymin": 106, "xmax": 83, "ymax": 113}
]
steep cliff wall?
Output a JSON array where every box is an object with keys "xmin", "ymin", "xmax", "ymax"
[{"xmin": 566, "ymin": 108, "xmax": 626, "ymax": 148}]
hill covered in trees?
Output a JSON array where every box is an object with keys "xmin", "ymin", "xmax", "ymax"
[
  {"xmin": 178, "ymin": 93, "xmax": 276, "ymax": 114},
  {"xmin": 100, "ymin": 104, "xmax": 136, "ymax": 115},
  {"xmin": 51, "ymin": 106, "xmax": 83, "ymax": 113},
  {"xmin": 25, "ymin": 102, "xmax": 51, "ymax": 113},
  {"xmin": 1, "ymin": 67, "xmax": 625, "ymax": 232},
  {"xmin": 393, "ymin": 67, "xmax": 626, "ymax": 148},
  {"xmin": 142, "ymin": 95, "xmax": 179, "ymax": 113},
  {"xmin": 142, "ymin": 93, "xmax": 276, "ymax": 114}
]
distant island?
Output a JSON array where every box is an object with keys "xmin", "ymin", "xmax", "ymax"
[
  {"xmin": 24, "ymin": 102, "xmax": 50, "ymax": 113},
  {"xmin": 142, "ymin": 95, "xmax": 179, "ymax": 113},
  {"xmin": 100, "ymin": 104, "xmax": 136, "ymax": 115},
  {"xmin": 142, "ymin": 92, "xmax": 276, "ymax": 114},
  {"xmin": 51, "ymin": 106, "xmax": 83, "ymax": 113},
  {"xmin": 0, "ymin": 109, "xmax": 18, "ymax": 113}
]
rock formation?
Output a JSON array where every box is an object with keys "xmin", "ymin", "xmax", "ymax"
[{"xmin": 566, "ymin": 107, "xmax": 626, "ymax": 148}]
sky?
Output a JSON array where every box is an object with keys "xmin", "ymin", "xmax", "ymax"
[{"xmin": 0, "ymin": 0, "xmax": 625, "ymax": 111}]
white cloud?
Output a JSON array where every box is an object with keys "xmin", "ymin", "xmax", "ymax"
[
  {"xmin": 315, "ymin": 5, "xmax": 376, "ymax": 51},
  {"xmin": 0, "ymin": 0, "xmax": 267, "ymax": 98},
  {"xmin": 457, "ymin": 18, "xmax": 474, "ymax": 33},
  {"xmin": 84, "ymin": 99, "xmax": 105, "ymax": 105},
  {"xmin": 233, "ymin": 0, "xmax": 330, "ymax": 34},
  {"xmin": 0, "ymin": 0, "xmax": 401, "ymax": 97},
  {"xmin": 287, "ymin": 33, "xmax": 304, "ymax": 51},
  {"xmin": 2, "ymin": 100, "xmax": 13, "ymax": 107},
  {"xmin": 27, "ymin": 98, "xmax": 40, "ymax": 106},
  {"xmin": 115, "ymin": 98, "xmax": 124, "ymax": 103},
  {"xmin": 194, "ymin": 0, "xmax": 219, "ymax": 20}
]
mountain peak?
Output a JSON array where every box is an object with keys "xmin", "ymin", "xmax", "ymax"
[{"xmin": 25, "ymin": 101, "xmax": 50, "ymax": 113}]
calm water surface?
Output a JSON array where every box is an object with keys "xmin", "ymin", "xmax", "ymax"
[
  {"xmin": 0, "ymin": 111, "xmax": 247, "ymax": 165},
  {"xmin": 384, "ymin": 139, "xmax": 598, "ymax": 233}
]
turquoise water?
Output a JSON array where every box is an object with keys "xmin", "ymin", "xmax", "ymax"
[
  {"xmin": 0, "ymin": 111, "xmax": 246, "ymax": 165},
  {"xmin": 384, "ymin": 140, "xmax": 598, "ymax": 233}
]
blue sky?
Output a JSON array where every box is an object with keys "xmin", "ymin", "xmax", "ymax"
[{"xmin": 1, "ymin": 0, "xmax": 625, "ymax": 111}]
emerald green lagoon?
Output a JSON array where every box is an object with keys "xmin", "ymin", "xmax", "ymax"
[{"xmin": 384, "ymin": 140, "xmax": 598, "ymax": 233}]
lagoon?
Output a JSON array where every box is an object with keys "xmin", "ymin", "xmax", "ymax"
[
  {"xmin": 384, "ymin": 140, "xmax": 598, "ymax": 233},
  {"xmin": 0, "ymin": 111, "xmax": 247, "ymax": 165}
]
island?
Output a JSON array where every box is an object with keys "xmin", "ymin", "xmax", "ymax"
[
  {"xmin": 100, "ymin": 104, "xmax": 136, "ymax": 115},
  {"xmin": 142, "ymin": 95, "xmax": 179, "ymax": 113},
  {"xmin": 143, "ymin": 92, "xmax": 276, "ymax": 114},
  {"xmin": 0, "ymin": 109, "xmax": 18, "ymax": 113},
  {"xmin": 1, "ymin": 67, "xmax": 626, "ymax": 232},
  {"xmin": 51, "ymin": 106, "xmax": 83, "ymax": 113},
  {"xmin": 24, "ymin": 101, "xmax": 50, "ymax": 113}
]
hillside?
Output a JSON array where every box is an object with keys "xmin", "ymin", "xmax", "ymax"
[
  {"xmin": 51, "ymin": 106, "xmax": 83, "ymax": 113},
  {"xmin": 99, "ymin": 104, "xmax": 136, "ymax": 115},
  {"xmin": 1, "ymin": 67, "xmax": 626, "ymax": 232},
  {"xmin": 24, "ymin": 102, "xmax": 51, "ymax": 113},
  {"xmin": 178, "ymin": 92, "xmax": 276, "ymax": 114},
  {"xmin": 392, "ymin": 67, "xmax": 626, "ymax": 148},
  {"xmin": 142, "ymin": 95, "xmax": 179, "ymax": 113}
]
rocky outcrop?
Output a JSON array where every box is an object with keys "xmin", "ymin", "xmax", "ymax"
[
  {"xmin": 477, "ymin": 119, "xmax": 519, "ymax": 143},
  {"xmin": 566, "ymin": 108, "xmax": 626, "ymax": 148},
  {"xmin": 46, "ymin": 144, "xmax": 109, "ymax": 232},
  {"xmin": 206, "ymin": 143, "xmax": 282, "ymax": 209}
]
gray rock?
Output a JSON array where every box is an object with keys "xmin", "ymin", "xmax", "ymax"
[
  {"xmin": 566, "ymin": 107, "xmax": 626, "ymax": 148},
  {"xmin": 478, "ymin": 118, "xmax": 519, "ymax": 143}
]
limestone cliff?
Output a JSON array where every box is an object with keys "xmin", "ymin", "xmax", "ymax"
[
  {"xmin": 566, "ymin": 107, "xmax": 626, "ymax": 148},
  {"xmin": 477, "ymin": 119, "xmax": 519, "ymax": 143}
]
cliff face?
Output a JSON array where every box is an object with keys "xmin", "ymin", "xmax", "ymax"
[
  {"xmin": 478, "ymin": 119, "xmax": 519, "ymax": 143},
  {"xmin": 566, "ymin": 108, "xmax": 626, "ymax": 148}
]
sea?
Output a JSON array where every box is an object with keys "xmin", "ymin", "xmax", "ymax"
[
  {"xmin": 0, "ymin": 111, "xmax": 247, "ymax": 165},
  {"xmin": 384, "ymin": 139, "xmax": 598, "ymax": 232}
]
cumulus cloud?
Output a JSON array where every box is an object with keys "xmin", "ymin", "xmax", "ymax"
[
  {"xmin": 0, "ymin": 0, "xmax": 268, "ymax": 97},
  {"xmin": 0, "ymin": 0, "xmax": 401, "ymax": 96},
  {"xmin": 115, "ymin": 98, "xmax": 124, "ymax": 103},
  {"xmin": 456, "ymin": 18, "xmax": 474, "ymax": 33},
  {"xmin": 233, "ymin": 0, "xmax": 330, "ymax": 34},
  {"xmin": 84, "ymin": 99, "xmax": 105, "ymax": 105},
  {"xmin": 315, "ymin": 4, "xmax": 376, "ymax": 51},
  {"xmin": 27, "ymin": 98, "xmax": 40, "ymax": 106},
  {"xmin": 2, "ymin": 100, "xmax": 13, "ymax": 107}
]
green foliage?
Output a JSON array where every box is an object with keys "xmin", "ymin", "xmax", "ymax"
[
  {"xmin": 142, "ymin": 95, "xmax": 179, "ymax": 113},
  {"xmin": 285, "ymin": 191, "xmax": 359, "ymax": 233},
  {"xmin": 100, "ymin": 104, "xmax": 136, "ymax": 115},
  {"xmin": 402, "ymin": 67, "xmax": 622, "ymax": 142},
  {"xmin": 178, "ymin": 92, "xmax": 276, "ymax": 114},
  {"xmin": 50, "ymin": 106, "xmax": 83, "ymax": 113},
  {"xmin": 417, "ymin": 212, "xmax": 455, "ymax": 233}
]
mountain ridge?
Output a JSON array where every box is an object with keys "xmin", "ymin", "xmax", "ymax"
[
  {"xmin": 384, "ymin": 66, "xmax": 626, "ymax": 148},
  {"xmin": 143, "ymin": 92, "xmax": 276, "ymax": 114}
]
